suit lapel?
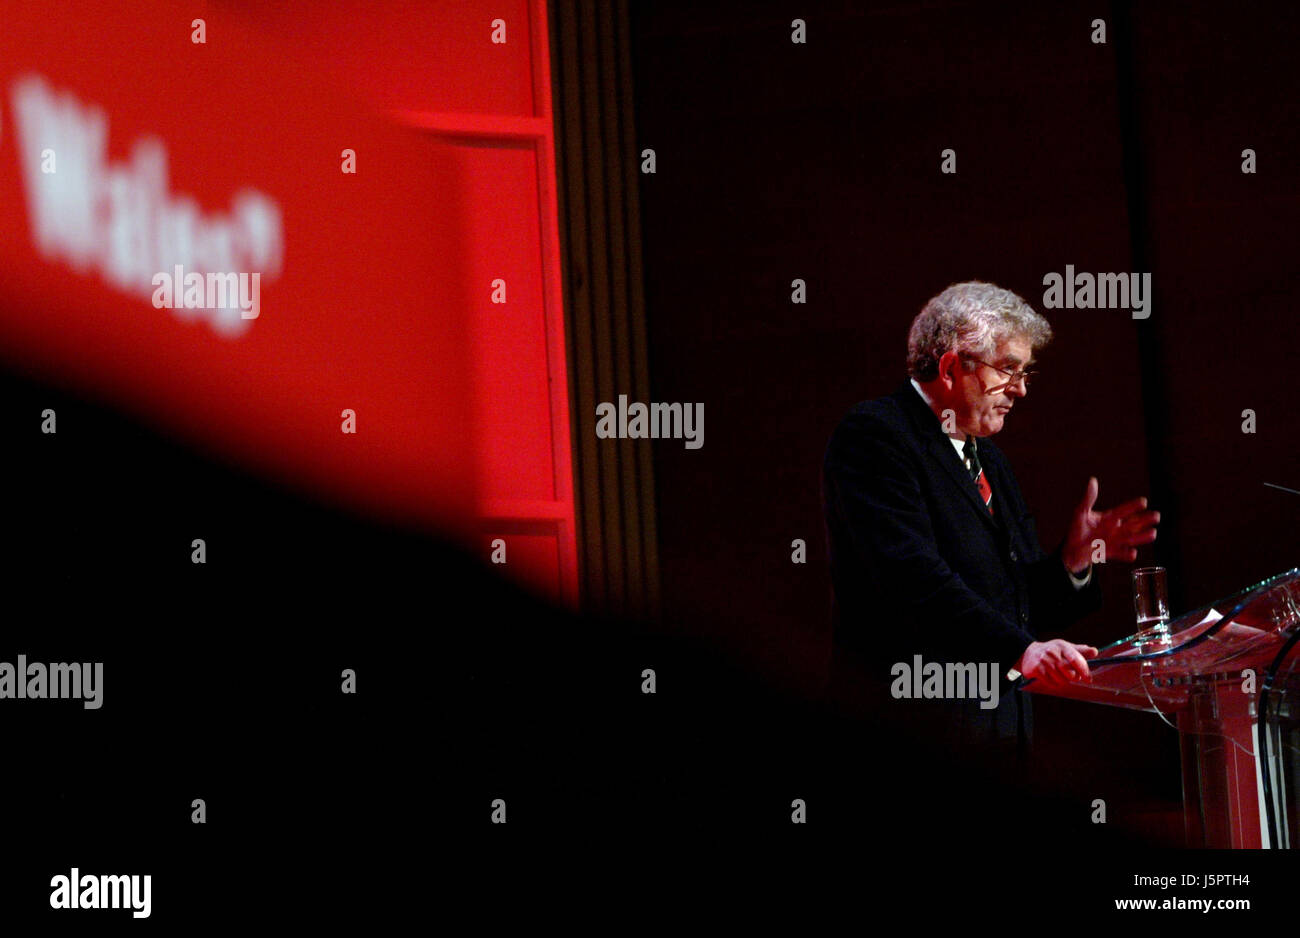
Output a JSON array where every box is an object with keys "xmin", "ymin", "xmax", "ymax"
[{"xmin": 891, "ymin": 381, "xmax": 1001, "ymax": 535}]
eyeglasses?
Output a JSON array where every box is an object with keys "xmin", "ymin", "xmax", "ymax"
[{"xmin": 961, "ymin": 356, "xmax": 1038, "ymax": 391}]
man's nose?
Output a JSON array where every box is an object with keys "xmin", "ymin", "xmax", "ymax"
[{"xmin": 1006, "ymin": 377, "xmax": 1027, "ymax": 398}]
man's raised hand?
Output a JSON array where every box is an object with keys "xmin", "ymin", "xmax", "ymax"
[{"xmin": 1062, "ymin": 476, "xmax": 1160, "ymax": 572}]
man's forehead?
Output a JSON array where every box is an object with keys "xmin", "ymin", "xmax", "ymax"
[{"xmin": 993, "ymin": 338, "xmax": 1034, "ymax": 365}]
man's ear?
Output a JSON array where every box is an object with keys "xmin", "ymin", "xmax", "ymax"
[{"xmin": 937, "ymin": 350, "xmax": 962, "ymax": 389}]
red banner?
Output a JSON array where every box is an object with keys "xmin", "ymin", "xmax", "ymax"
[{"xmin": 0, "ymin": 1, "xmax": 476, "ymax": 535}]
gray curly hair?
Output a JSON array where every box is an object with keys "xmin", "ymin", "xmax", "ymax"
[{"xmin": 906, "ymin": 281, "xmax": 1052, "ymax": 382}]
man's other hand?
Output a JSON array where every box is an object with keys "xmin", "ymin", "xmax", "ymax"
[
  {"xmin": 1062, "ymin": 476, "xmax": 1160, "ymax": 572},
  {"xmin": 1016, "ymin": 639, "xmax": 1099, "ymax": 684}
]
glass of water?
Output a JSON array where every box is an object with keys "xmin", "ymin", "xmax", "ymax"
[{"xmin": 1133, "ymin": 566, "xmax": 1171, "ymax": 643}]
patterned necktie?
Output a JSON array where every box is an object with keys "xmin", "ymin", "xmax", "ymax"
[{"xmin": 963, "ymin": 435, "xmax": 994, "ymax": 516}]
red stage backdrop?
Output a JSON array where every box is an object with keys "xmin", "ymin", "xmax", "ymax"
[{"xmin": 0, "ymin": 0, "xmax": 578, "ymax": 605}]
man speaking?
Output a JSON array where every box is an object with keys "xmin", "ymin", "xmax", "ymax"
[{"xmin": 822, "ymin": 281, "xmax": 1159, "ymax": 749}]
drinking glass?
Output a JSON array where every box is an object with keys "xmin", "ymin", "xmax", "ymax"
[{"xmin": 1133, "ymin": 566, "xmax": 1171, "ymax": 643}]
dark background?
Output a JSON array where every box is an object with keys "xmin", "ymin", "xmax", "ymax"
[{"xmin": 631, "ymin": 0, "xmax": 1300, "ymax": 839}]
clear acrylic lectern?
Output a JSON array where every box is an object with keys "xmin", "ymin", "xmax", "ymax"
[{"xmin": 1025, "ymin": 568, "xmax": 1300, "ymax": 848}]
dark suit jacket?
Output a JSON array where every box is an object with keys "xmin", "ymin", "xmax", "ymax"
[{"xmin": 822, "ymin": 379, "xmax": 1101, "ymax": 745}]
